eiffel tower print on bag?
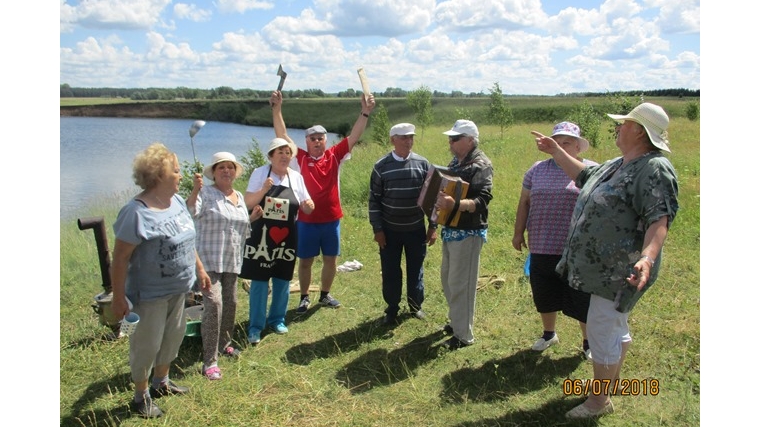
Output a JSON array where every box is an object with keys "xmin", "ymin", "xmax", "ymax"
[{"xmin": 240, "ymin": 166, "xmax": 299, "ymax": 281}]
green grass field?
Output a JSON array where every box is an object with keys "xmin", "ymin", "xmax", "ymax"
[{"xmin": 60, "ymin": 115, "xmax": 699, "ymax": 426}]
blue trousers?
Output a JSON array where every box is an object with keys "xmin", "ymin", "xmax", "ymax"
[
  {"xmin": 248, "ymin": 277, "xmax": 290, "ymax": 334},
  {"xmin": 380, "ymin": 227, "xmax": 426, "ymax": 316}
]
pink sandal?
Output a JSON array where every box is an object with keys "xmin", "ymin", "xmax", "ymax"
[{"xmin": 203, "ymin": 366, "xmax": 222, "ymax": 381}]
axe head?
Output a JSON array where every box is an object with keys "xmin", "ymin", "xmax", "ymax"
[{"xmin": 276, "ymin": 64, "xmax": 287, "ymax": 91}]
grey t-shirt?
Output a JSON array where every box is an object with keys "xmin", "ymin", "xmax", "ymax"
[{"xmin": 113, "ymin": 194, "xmax": 197, "ymax": 302}]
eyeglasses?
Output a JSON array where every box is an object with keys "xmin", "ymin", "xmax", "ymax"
[
  {"xmin": 309, "ymin": 136, "xmax": 325, "ymax": 142},
  {"xmin": 448, "ymin": 135, "xmax": 467, "ymax": 142}
]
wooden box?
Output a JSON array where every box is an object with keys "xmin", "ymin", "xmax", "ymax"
[{"xmin": 417, "ymin": 167, "xmax": 469, "ymax": 227}]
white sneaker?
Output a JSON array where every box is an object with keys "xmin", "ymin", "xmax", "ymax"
[
  {"xmin": 565, "ymin": 400, "xmax": 614, "ymax": 419},
  {"xmin": 585, "ymin": 348, "xmax": 593, "ymax": 361},
  {"xmin": 531, "ymin": 334, "xmax": 559, "ymax": 351}
]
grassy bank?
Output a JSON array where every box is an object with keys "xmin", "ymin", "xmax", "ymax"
[
  {"xmin": 61, "ymin": 96, "xmax": 698, "ymax": 130},
  {"xmin": 60, "ymin": 116, "xmax": 699, "ymax": 426}
]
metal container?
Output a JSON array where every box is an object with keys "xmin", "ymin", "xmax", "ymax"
[{"xmin": 92, "ymin": 291, "xmax": 120, "ymax": 334}]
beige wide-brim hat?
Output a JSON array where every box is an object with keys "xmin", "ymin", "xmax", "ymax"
[
  {"xmin": 607, "ymin": 103, "xmax": 670, "ymax": 152},
  {"xmin": 203, "ymin": 152, "xmax": 244, "ymax": 180},
  {"xmin": 267, "ymin": 137, "xmax": 298, "ymax": 158}
]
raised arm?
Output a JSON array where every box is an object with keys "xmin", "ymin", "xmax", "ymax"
[
  {"xmin": 186, "ymin": 173, "xmax": 203, "ymax": 215},
  {"xmin": 270, "ymin": 91, "xmax": 296, "ymax": 146},
  {"xmin": 346, "ymin": 93, "xmax": 376, "ymax": 150},
  {"xmin": 532, "ymin": 131, "xmax": 586, "ymax": 180}
]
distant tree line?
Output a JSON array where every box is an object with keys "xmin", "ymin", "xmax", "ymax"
[{"xmin": 60, "ymin": 83, "xmax": 699, "ymax": 100}]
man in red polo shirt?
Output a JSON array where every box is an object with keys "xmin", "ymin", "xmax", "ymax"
[{"xmin": 269, "ymin": 90, "xmax": 375, "ymax": 313}]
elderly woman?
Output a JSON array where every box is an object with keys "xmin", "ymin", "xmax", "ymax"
[
  {"xmin": 110, "ymin": 142, "xmax": 211, "ymax": 418},
  {"xmin": 435, "ymin": 120, "xmax": 494, "ymax": 350},
  {"xmin": 534, "ymin": 103, "xmax": 679, "ymax": 419},
  {"xmin": 187, "ymin": 152, "xmax": 256, "ymax": 381},
  {"xmin": 240, "ymin": 138, "xmax": 314, "ymax": 344},
  {"xmin": 513, "ymin": 122, "xmax": 598, "ymax": 359}
]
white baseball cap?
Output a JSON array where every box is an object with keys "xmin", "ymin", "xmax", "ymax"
[{"xmin": 443, "ymin": 119, "xmax": 479, "ymax": 138}]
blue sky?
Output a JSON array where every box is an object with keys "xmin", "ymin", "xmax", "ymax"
[{"xmin": 59, "ymin": 0, "xmax": 700, "ymax": 95}]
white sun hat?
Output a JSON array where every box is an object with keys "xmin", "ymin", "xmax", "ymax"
[
  {"xmin": 203, "ymin": 152, "xmax": 244, "ymax": 180},
  {"xmin": 267, "ymin": 137, "xmax": 298, "ymax": 157},
  {"xmin": 607, "ymin": 103, "xmax": 670, "ymax": 152}
]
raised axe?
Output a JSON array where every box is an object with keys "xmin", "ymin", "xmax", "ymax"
[{"xmin": 276, "ymin": 64, "xmax": 287, "ymax": 91}]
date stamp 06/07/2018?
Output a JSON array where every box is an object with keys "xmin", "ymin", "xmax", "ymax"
[{"xmin": 562, "ymin": 379, "xmax": 660, "ymax": 396}]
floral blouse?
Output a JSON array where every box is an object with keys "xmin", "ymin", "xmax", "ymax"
[{"xmin": 556, "ymin": 151, "xmax": 679, "ymax": 312}]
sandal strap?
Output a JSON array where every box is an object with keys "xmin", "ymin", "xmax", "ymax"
[
  {"xmin": 223, "ymin": 346, "xmax": 241, "ymax": 356},
  {"xmin": 204, "ymin": 366, "xmax": 222, "ymax": 379}
]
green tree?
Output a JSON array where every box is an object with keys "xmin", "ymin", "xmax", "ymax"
[
  {"xmin": 602, "ymin": 92, "xmax": 641, "ymax": 141},
  {"xmin": 454, "ymin": 107, "xmax": 475, "ymax": 121},
  {"xmin": 486, "ymin": 82, "xmax": 513, "ymax": 138},
  {"xmin": 238, "ymin": 139, "xmax": 267, "ymax": 183},
  {"xmin": 686, "ymin": 100, "xmax": 700, "ymax": 121},
  {"xmin": 178, "ymin": 159, "xmax": 203, "ymax": 199},
  {"xmin": 406, "ymin": 85, "xmax": 433, "ymax": 141},
  {"xmin": 60, "ymin": 83, "xmax": 74, "ymax": 97},
  {"xmin": 370, "ymin": 103, "xmax": 391, "ymax": 146},
  {"xmin": 568, "ymin": 100, "xmax": 603, "ymax": 149},
  {"xmin": 335, "ymin": 122, "xmax": 352, "ymax": 138}
]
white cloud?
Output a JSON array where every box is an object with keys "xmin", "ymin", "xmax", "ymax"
[
  {"xmin": 145, "ymin": 31, "xmax": 197, "ymax": 60},
  {"xmin": 217, "ymin": 0, "xmax": 274, "ymax": 14},
  {"xmin": 599, "ymin": 0, "xmax": 643, "ymax": 19},
  {"xmin": 60, "ymin": 0, "xmax": 77, "ymax": 33},
  {"xmin": 59, "ymin": 0, "xmax": 700, "ymax": 94},
  {"xmin": 174, "ymin": 3, "xmax": 213, "ymax": 22},
  {"xmin": 67, "ymin": 0, "xmax": 171, "ymax": 30},
  {"xmin": 311, "ymin": 0, "xmax": 435, "ymax": 37},
  {"xmin": 60, "ymin": 36, "xmax": 140, "ymax": 87},
  {"xmin": 583, "ymin": 17, "xmax": 667, "ymax": 60},
  {"xmin": 544, "ymin": 6, "xmax": 606, "ymax": 37},
  {"xmin": 434, "ymin": 0, "xmax": 547, "ymax": 32},
  {"xmin": 655, "ymin": 0, "xmax": 700, "ymax": 34}
]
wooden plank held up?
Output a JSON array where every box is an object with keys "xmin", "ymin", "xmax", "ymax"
[{"xmin": 417, "ymin": 167, "xmax": 469, "ymax": 227}]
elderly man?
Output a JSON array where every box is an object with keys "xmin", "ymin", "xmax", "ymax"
[
  {"xmin": 269, "ymin": 90, "xmax": 375, "ymax": 314},
  {"xmin": 435, "ymin": 120, "xmax": 494, "ymax": 350},
  {"xmin": 369, "ymin": 123, "xmax": 437, "ymax": 325}
]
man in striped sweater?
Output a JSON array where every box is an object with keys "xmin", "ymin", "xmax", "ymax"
[{"xmin": 369, "ymin": 123, "xmax": 438, "ymax": 326}]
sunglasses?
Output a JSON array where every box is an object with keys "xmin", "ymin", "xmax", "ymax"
[{"xmin": 448, "ymin": 135, "xmax": 467, "ymax": 142}]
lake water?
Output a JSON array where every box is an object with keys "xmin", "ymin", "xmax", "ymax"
[{"xmin": 60, "ymin": 117, "xmax": 336, "ymax": 221}]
